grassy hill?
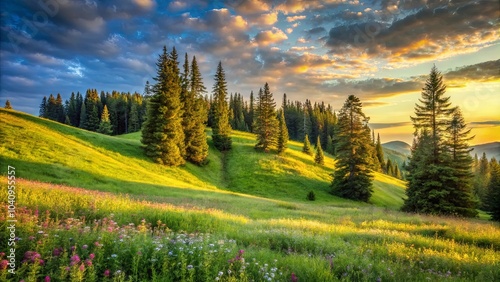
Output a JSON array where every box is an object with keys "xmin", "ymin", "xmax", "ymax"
[
  {"xmin": 0, "ymin": 108, "xmax": 405, "ymax": 208},
  {"xmin": 1, "ymin": 108, "xmax": 499, "ymax": 281}
]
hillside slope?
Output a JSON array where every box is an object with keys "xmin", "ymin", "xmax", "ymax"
[{"xmin": 0, "ymin": 108, "xmax": 406, "ymax": 208}]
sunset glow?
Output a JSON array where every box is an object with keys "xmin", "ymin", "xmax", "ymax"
[{"xmin": 1, "ymin": 0, "xmax": 499, "ymax": 144}]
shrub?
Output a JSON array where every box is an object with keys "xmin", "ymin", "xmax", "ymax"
[{"xmin": 307, "ymin": 191, "xmax": 316, "ymax": 201}]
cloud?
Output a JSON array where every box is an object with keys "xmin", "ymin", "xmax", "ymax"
[
  {"xmin": 287, "ymin": 15, "xmax": 306, "ymax": 22},
  {"xmin": 226, "ymin": 0, "xmax": 271, "ymax": 15},
  {"xmin": 369, "ymin": 122, "xmax": 411, "ymax": 129},
  {"xmin": 132, "ymin": 0, "xmax": 155, "ymax": 9},
  {"xmin": 254, "ymin": 27, "xmax": 288, "ymax": 46},
  {"xmin": 289, "ymin": 46, "xmax": 316, "ymax": 52},
  {"xmin": 444, "ymin": 60, "xmax": 500, "ymax": 83},
  {"xmin": 250, "ymin": 11, "xmax": 278, "ymax": 26},
  {"xmin": 325, "ymin": 1, "xmax": 499, "ymax": 65},
  {"xmin": 470, "ymin": 121, "xmax": 500, "ymax": 127}
]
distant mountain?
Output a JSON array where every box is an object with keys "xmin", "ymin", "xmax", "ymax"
[
  {"xmin": 471, "ymin": 142, "xmax": 500, "ymax": 160},
  {"xmin": 382, "ymin": 141, "xmax": 411, "ymax": 156}
]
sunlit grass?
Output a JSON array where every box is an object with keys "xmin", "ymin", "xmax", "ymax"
[{"xmin": 1, "ymin": 109, "xmax": 499, "ymax": 281}]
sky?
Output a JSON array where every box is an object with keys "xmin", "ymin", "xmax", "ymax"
[{"xmin": 1, "ymin": 0, "xmax": 499, "ymax": 145}]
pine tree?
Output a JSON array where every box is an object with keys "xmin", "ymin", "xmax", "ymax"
[
  {"xmin": 331, "ymin": 95, "xmax": 373, "ymax": 202},
  {"xmin": 445, "ymin": 108, "xmax": 477, "ymax": 217},
  {"xmin": 79, "ymin": 102, "xmax": 87, "ymax": 129},
  {"xmin": 375, "ymin": 133, "xmax": 385, "ymax": 172},
  {"xmin": 56, "ymin": 94, "xmax": 66, "ymax": 123},
  {"xmin": 141, "ymin": 46, "xmax": 185, "ymax": 166},
  {"xmin": 4, "ymin": 100, "xmax": 12, "ymax": 109},
  {"xmin": 314, "ymin": 136, "xmax": 325, "ymax": 165},
  {"xmin": 386, "ymin": 159, "xmax": 394, "ymax": 176},
  {"xmin": 302, "ymin": 134, "xmax": 313, "ymax": 156},
  {"xmin": 211, "ymin": 61, "xmax": 232, "ymax": 151},
  {"xmin": 184, "ymin": 55, "xmax": 209, "ymax": 165},
  {"xmin": 277, "ymin": 109, "xmax": 288, "ymax": 154},
  {"xmin": 394, "ymin": 164, "xmax": 402, "ymax": 179},
  {"xmin": 40, "ymin": 97, "xmax": 47, "ymax": 117},
  {"xmin": 97, "ymin": 105, "xmax": 113, "ymax": 135},
  {"xmin": 484, "ymin": 158, "xmax": 500, "ymax": 221},
  {"xmin": 402, "ymin": 66, "xmax": 476, "ymax": 216},
  {"xmin": 254, "ymin": 83, "xmax": 279, "ymax": 152},
  {"xmin": 245, "ymin": 91, "xmax": 255, "ymax": 132}
]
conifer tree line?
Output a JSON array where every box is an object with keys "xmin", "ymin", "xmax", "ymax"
[
  {"xmin": 472, "ymin": 153, "xmax": 500, "ymax": 221},
  {"xmin": 39, "ymin": 89, "xmax": 147, "ymax": 135},
  {"xmin": 402, "ymin": 66, "xmax": 478, "ymax": 217}
]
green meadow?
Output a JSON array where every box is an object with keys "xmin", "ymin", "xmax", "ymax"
[{"xmin": 1, "ymin": 108, "xmax": 499, "ymax": 281}]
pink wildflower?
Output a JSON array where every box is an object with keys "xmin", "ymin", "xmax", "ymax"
[
  {"xmin": 291, "ymin": 272, "xmax": 298, "ymax": 282},
  {"xmin": 89, "ymin": 253, "xmax": 95, "ymax": 260},
  {"xmin": 44, "ymin": 276, "xmax": 51, "ymax": 282},
  {"xmin": 0, "ymin": 260, "xmax": 8, "ymax": 270},
  {"xmin": 104, "ymin": 269, "xmax": 110, "ymax": 277},
  {"xmin": 79, "ymin": 263, "xmax": 85, "ymax": 272}
]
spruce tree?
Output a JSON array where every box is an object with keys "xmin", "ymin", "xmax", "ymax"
[
  {"xmin": 331, "ymin": 95, "xmax": 373, "ymax": 202},
  {"xmin": 211, "ymin": 61, "xmax": 232, "ymax": 151},
  {"xmin": 4, "ymin": 100, "xmax": 12, "ymax": 109},
  {"xmin": 386, "ymin": 159, "xmax": 394, "ymax": 176},
  {"xmin": 314, "ymin": 136, "xmax": 325, "ymax": 165},
  {"xmin": 277, "ymin": 109, "xmax": 288, "ymax": 154},
  {"xmin": 254, "ymin": 83, "xmax": 279, "ymax": 152},
  {"xmin": 302, "ymin": 134, "xmax": 313, "ymax": 155},
  {"xmin": 402, "ymin": 66, "xmax": 476, "ymax": 216},
  {"xmin": 56, "ymin": 94, "xmax": 66, "ymax": 123},
  {"xmin": 245, "ymin": 91, "xmax": 255, "ymax": 132},
  {"xmin": 375, "ymin": 133, "xmax": 385, "ymax": 172},
  {"xmin": 184, "ymin": 55, "xmax": 209, "ymax": 165},
  {"xmin": 79, "ymin": 102, "xmax": 87, "ymax": 129},
  {"xmin": 97, "ymin": 105, "xmax": 113, "ymax": 135},
  {"xmin": 141, "ymin": 46, "xmax": 185, "ymax": 166},
  {"xmin": 40, "ymin": 97, "xmax": 47, "ymax": 117},
  {"xmin": 485, "ymin": 158, "xmax": 500, "ymax": 221},
  {"xmin": 445, "ymin": 108, "xmax": 477, "ymax": 217}
]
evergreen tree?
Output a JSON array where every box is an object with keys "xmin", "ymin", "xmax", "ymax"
[
  {"xmin": 184, "ymin": 55, "xmax": 209, "ymax": 165},
  {"xmin": 64, "ymin": 115, "xmax": 71, "ymax": 125},
  {"xmin": 4, "ymin": 100, "xmax": 12, "ymax": 109},
  {"xmin": 314, "ymin": 136, "xmax": 325, "ymax": 165},
  {"xmin": 394, "ymin": 164, "xmax": 402, "ymax": 179},
  {"xmin": 302, "ymin": 134, "xmax": 313, "ymax": 156},
  {"xmin": 331, "ymin": 95, "xmax": 373, "ymax": 202},
  {"xmin": 97, "ymin": 105, "xmax": 113, "ymax": 135},
  {"xmin": 254, "ymin": 83, "xmax": 279, "ymax": 152},
  {"xmin": 277, "ymin": 109, "xmax": 288, "ymax": 154},
  {"xmin": 56, "ymin": 94, "xmax": 66, "ymax": 123},
  {"xmin": 402, "ymin": 66, "xmax": 476, "ymax": 216},
  {"xmin": 445, "ymin": 108, "xmax": 477, "ymax": 216},
  {"xmin": 141, "ymin": 46, "xmax": 185, "ymax": 166},
  {"xmin": 211, "ymin": 61, "xmax": 232, "ymax": 151},
  {"xmin": 375, "ymin": 133, "xmax": 385, "ymax": 172},
  {"xmin": 245, "ymin": 91, "xmax": 255, "ymax": 132},
  {"xmin": 326, "ymin": 135, "xmax": 334, "ymax": 155},
  {"xmin": 485, "ymin": 158, "xmax": 500, "ymax": 221},
  {"xmin": 79, "ymin": 102, "xmax": 87, "ymax": 129},
  {"xmin": 386, "ymin": 159, "xmax": 394, "ymax": 176},
  {"xmin": 39, "ymin": 97, "xmax": 47, "ymax": 117}
]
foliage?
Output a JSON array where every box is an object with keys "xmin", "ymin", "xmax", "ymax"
[
  {"xmin": 211, "ymin": 62, "xmax": 232, "ymax": 151},
  {"xmin": 331, "ymin": 95, "xmax": 374, "ymax": 202},
  {"xmin": 4, "ymin": 100, "xmax": 12, "ymax": 109},
  {"xmin": 182, "ymin": 55, "xmax": 209, "ymax": 165},
  {"xmin": 302, "ymin": 134, "xmax": 313, "ymax": 156},
  {"xmin": 314, "ymin": 136, "xmax": 324, "ymax": 165},
  {"xmin": 485, "ymin": 158, "xmax": 500, "ymax": 221},
  {"xmin": 277, "ymin": 109, "xmax": 289, "ymax": 154},
  {"xmin": 403, "ymin": 66, "xmax": 477, "ymax": 217},
  {"xmin": 307, "ymin": 191, "xmax": 316, "ymax": 201},
  {"xmin": 97, "ymin": 105, "xmax": 113, "ymax": 135},
  {"xmin": 254, "ymin": 83, "xmax": 279, "ymax": 152},
  {"xmin": 141, "ymin": 46, "xmax": 185, "ymax": 166}
]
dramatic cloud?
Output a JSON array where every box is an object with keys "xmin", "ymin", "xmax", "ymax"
[
  {"xmin": 325, "ymin": 0, "xmax": 499, "ymax": 65},
  {"xmin": 254, "ymin": 27, "xmax": 288, "ymax": 46}
]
